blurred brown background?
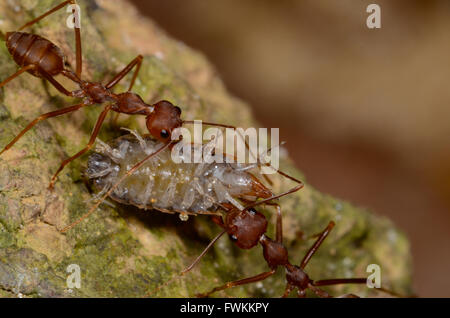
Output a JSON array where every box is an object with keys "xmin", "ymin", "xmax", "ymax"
[{"xmin": 129, "ymin": 0, "xmax": 450, "ymax": 297}]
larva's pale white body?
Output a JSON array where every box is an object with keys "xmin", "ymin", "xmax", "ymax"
[{"xmin": 86, "ymin": 132, "xmax": 272, "ymax": 218}]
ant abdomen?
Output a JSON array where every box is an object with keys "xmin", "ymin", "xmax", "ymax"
[
  {"xmin": 86, "ymin": 132, "xmax": 273, "ymax": 215},
  {"xmin": 6, "ymin": 32, "xmax": 65, "ymax": 77}
]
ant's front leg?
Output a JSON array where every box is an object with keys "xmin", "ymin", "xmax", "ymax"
[
  {"xmin": 196, "ymin": 270, "xmax": 276, "ymax": 298},
  {"xmin": 48, "ymin": 104, "xmax": 111, "ymax": 189}
]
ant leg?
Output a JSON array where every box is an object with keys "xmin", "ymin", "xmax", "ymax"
[
  {"xmin": 299, "ymin": 221, "xmax": 335, "ymax": 270},
  {"xmin": 192, "ymin": 129, "xmax": 304, "ymax": 211},
  {"xmin": 301, "ymin": 224, "xmax": 406, "ymax": 298},
  {"xmin": 18, "ymin": 1, "xmax": 77, "ymax": 30},
  {"xmin": 241, "ymin": 155, "xmax": 305, "ymax": 210},
  {"xmin": 18, "ymin": 1, "xmax": 82, "ymax": 77},
  {"xmin": 183, "ymin": 120, "xmax": 271, "ymax": 183},
  {"xmin": 1, "ymin": 66, "xmax": 78, "ymax": 97},
  {"xmin": 72, "ymin": 3, "xmax": 82, "ymax": 78},
  {"xmin": 106, "ymin": 55, "xmax": 143, "ymax": 126},
  {"xmin": 196, "ymin": 269, "xmax": 276, "ymax": 298},
  {"xmin": 314, "ymin": 278, "xmax": 366, "ymax": 286},
  {"xmin": 144, "ymin": 229, "xmax": 226, "ymax": 297},
  {"xmin": 266, "ymin": 203, "xmax": 282, "ymax": 243},
  {"xmin": 312, "ymin": 278, "xmax": 405, "ymax": 297},
  {"xmin": 40, "ymin": 69, "xmax": 79, "ymax": 97},
  {"xmin": 244, "ymin": 181, "xmax": 304, "ymax": 211},
  {"xmin": 105, "ymin": 55, "xmax": 143, "ymax": 90},
  {"xmin": 308, "ymin": 284, "xmax": 331, "ymax": 298},
  {"xmin": 48, "ymin": 104, "xmax": 112, "ymax": 189},
  {"xmin": 60, "ymin": 140, "xmax": 175, "ymax": 233},
  {"xmin": 0, "ymin": 65, "xmax": 35, "ymax": 90},
  {"xmin": 195, "ymin": 122, "xmax": 306, "ymax": 192},
  {"xmin": 0, "ymin": 102, "xmax": 88, "ymax": 156},
  {"xmin": 275, "ymin": 204, "xmax": 282, "ymax": 243}
]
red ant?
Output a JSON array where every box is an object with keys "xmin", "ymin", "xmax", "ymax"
[
  {"xmin": 204, "ymin": 207, "xmax": 403, "ymax": 297},
  {"xmin": 0, "ymin": 1, "xmax": 152, "ymax": 189},
  {"xmin": 150, "ymin": 197, "xmax": 403, "ymax": 297},
  {"xmin": 0, "ymin": 0, "xmax": 238, "ymax": 189}
]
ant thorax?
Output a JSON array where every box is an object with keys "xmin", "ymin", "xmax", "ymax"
[{"xmin": 86, "ymin": 131, "xmax": 272, "ymax": 215}]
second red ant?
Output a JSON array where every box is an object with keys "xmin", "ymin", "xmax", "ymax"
[{"xmin": 154, "ymin": 202, "xmax": 403, "ymax": 298}]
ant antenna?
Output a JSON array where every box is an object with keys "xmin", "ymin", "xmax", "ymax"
[
  {"xmin": 243, "ymin": 180, "xmax": 304, "ymax": 211},
  {"xmin": 183, "ymin": 120, "xmax": 273, "ymax": 185},
  {"xmin": 183, "ymin": 120, "xmax": 304, "ymax": 208}
]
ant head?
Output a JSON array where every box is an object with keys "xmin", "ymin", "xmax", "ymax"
[
  {"xmin": 224, "ymin": 208, "xmax": 267, "ymax": 249},
  {"xmin": 146, "ymin": 100, "xmax": 182, "ymax": 142}
]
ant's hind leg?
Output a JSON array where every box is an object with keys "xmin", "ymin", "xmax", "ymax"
[
  {"xmin": 40, "ymin": 69, "xmax": 80, "ymax": 97},
  {"xmin": 0, "ymin": 65, "xmax": 35, "ymax": 90},
  {"xmin": 196, "ymin": 270, "xmax": 276, "ymax": 298},
  {"xmin": 184, "ymin": 121, "xmax": 268, "ymax": 183},
  {"xmin": 0, "ymin": 66, "xmax": 78, "ymax": 97},
  {"xmin": 0, "ymin": 102, "xmax": 88, "ymax": 156}
]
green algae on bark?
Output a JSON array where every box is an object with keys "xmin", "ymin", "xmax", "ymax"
[{"xmin": 0, "ymin": 0, "xmax": 413, "ymax": 297}]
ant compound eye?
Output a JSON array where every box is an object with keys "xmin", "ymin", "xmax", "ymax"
[
  {"xmin": 174, "ymin": 106, "xmax": 182, "ymax": 115},
  {"xmin": 230, "ymin": 235, "xmax": 238, "ymax": 242},
  {"xmin": 160, "ymin": 129, "xmax": 170, "ymax": 139},
  {"xmin": 248, "ymin": 208, "xmax": 257, "ymax": 216}
]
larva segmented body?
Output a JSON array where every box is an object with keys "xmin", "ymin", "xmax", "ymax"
[{"xmin": 86, "ymin": 131, "xmax": 273, "ymax": 217}]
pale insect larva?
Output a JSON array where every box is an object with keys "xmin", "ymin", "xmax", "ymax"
[{"xmin": 85, "ymin": 131, "xmax": 273, "ymax": 220}]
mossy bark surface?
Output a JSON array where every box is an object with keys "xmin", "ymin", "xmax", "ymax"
[{"xmin": 0, "ymin": 0, "xmax": 413, "ymax": 297}]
